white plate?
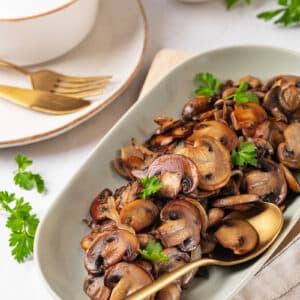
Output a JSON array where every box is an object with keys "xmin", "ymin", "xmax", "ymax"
[
  {"xmin": 35, "ymin": 45, "xmax": 300, "ymax": 300},
  {"xmin": 0, "ymin": 0, "xmax": 147, "ymax": 148}
]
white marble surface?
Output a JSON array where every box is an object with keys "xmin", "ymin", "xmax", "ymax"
[{"xmin": 1, "ymin": 0, "xmax": 300, "ymax": 299}]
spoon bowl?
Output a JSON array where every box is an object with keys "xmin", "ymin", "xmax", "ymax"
[{"xmin": 127, "ymin": 202, "xmax": 283, "ymax": 300}]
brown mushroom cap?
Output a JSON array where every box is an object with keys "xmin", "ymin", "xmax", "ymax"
[
  {"xmin": 245, "ymin": 159, "xmax": 287, "ymax": 205},
  {"xmin": 83, "ymin": 275, "xmax": 111, "ymax": 300},
  {"xmin": 208, "ymin": 208, "xmax": 225, "ymax": 227},
  {"xmin": 136, "ymin": 233, "xmax": 155, "ymax": 248},
  {"xmin": 187, "ymin": 120, "xmax": 238, "ymax": 151},
  {"xmin": 214, "ymin": 219, "xmax": 259, "ymax": 255},
  {"xmin": 279, "ymin": 81, "xmax": 300, "ymax": 114},
  {"xmin": 84, "ymin": 229, "xmax": 139, "ymax": 275},
  {"xmin": 278, "ymin": 122, "xmax": 300, "ymax": 169},
  {"xmin": 280, "ymin": 163, "xmax": 300, "ymax": 193},
  {"xmin": 145, "ymin": 154, "xmax": 200, "ymax": 198},
  {"xmin": 120, "ymin": 199, "xmax": 159, "ymax": 232},
  {"xmin": 156, "ymin": 200, "xmax": 202, "ymax": 251},
  {"xmin": 212, "ymin": 194, "xmax": 260, "ymax": 211},
  {"xmin": 234, "ymin": 76, "xmax": 262, "ymax": 89},
  {"xmin": 231, "ymin": 103, "xmax": 267, "ymax": 131},
  {"xmin": 182, "ymin": 95, "xmax": 212, "ymax": 120},
  {"xmin": 104, "ymin": 262, "xmax": 154, "ymax": 300},
  {"xmin": 156, "ymin": 283, "xmax": 181, "ymax": 300},
  {"xmin": 177, "ymin": 136, "xmax": 231, "ymax": 191}
]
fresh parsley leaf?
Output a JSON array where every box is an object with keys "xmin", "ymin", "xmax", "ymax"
[
  {"xmin": 138, "ymin": 176, "xmax": 162, "ymax": 199},
  {"xmin": 226, "ymin": 0, "xmax": 252, "ymax": 10},
  {"xmin": 226, "ymin": 81, "xmax": 259, "ymax": 104},
  {"xmin": 138, "ymin": 240, "xmax": 169, "ymax": 263},
  {"xmin": 231, "ymin": 141, "xmax": 257, "ymax": 167},
  {"xmin": 0, "ymin": 192, "xmax": 39, "ymax": 262},
  {"xmin": 195, "ymin": 72, "xmax": 221, "ymax": 97},
  {"xmin": 257, "ymin": 0, "xmax": 300, "ymax": 26},
  {"xmin": 15, "ymin": 154, "xmax": 32, "ymax": 171},
  {"xmin": 14, "ymin": 154, "xmax": 45, "ymax": 193}
]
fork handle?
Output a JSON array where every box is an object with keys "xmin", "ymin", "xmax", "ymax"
[{"xmin": 0, "ymin": 60, "xmax": 29, "ymax": 75}]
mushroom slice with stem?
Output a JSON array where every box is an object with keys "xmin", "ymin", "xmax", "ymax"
[
  {"xmin": 231, "ymin": 103, "xmax": 267, "ymax": 132},
  {"xmin": 156, "ymin": 200, "xmax": 202, "ymax": 251},
  {"xmin": 120, "ymin": 199, "xmax": 159, "ymax": 232},
  {"xmin": 278, "ymin": 122, "xmax": 300, "ymax": 169},
  {"xmin": 84, "ymin": 229, "xmax": 139, "ymax": 275},
  {"xmin": 156, "ymin": 283, "xmax": 182, "ymax": 300},
  {"xmin": 83, "ymin": 275, "xmax": 111, "ymax": 300},
  {"xmin": 177, "ymin": 136, "xmax": 231, "ymax": 191},
  {"xmin": 214, "ymin": 219, "xmax": 259, "ymax": 255},
  {"xmin": 245, "ymin": 159, "xmax": 287, "ymax": 205},
  {"xmin": 212, "ymin": 194, "xmax": 261, "ymax": 211},
  {"xmin": 182, "ymin": 95, "xmax": 213, "ymax": 120},
  {"xmin": 90, "ymin": 196, "xmax": 120, "ymax": 223},
  {"xmin": 187, "ymin": 120, "xmax": 238, "ymax": 151},
  {"xmin": 280, "ymin": 163, "xmax": 300, "ymax": 193},
  {"xmin": 144, "ymin": 154, "xmax": 200, "ymax": 198},
  {"xmin": 104, "ymin": 262, "xmax": 154, "ymax": 300}
]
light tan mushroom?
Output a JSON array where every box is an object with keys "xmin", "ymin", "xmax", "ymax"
[
  {"xmin": 208, "ymin": 208, "xmax": 225, "ymax": 227},
  {"xmin": 212, "ymin": 194, "xmax": 260, "ymax": 211},
  {"xmin": 278, "ymin": 122, "xmax": 300, "ymax": 169},
  {"xmin": 83, "ymin": 275, "xmax": 110, "ymax": 300},
  {"xmin": 104, "ymin": 262, "xmax": 154, "ymax": 300},
  {"xmin": 176, "ymin": 136, "xmax": 231, "ymax": 191},
  {"xmin": 280, "ymin": 163, "xmax": 300, "ymax": 193},
  {"xmin": 156, "ymin": 283, "xmax": 182, "ymax": 300},
  {"xmin": 187, "ymin": 120, "xmax": 238, "ymax": 151},
  {"xmin": 136, "ymin": 233, "xmax": 155, "ymax": 248},
  {"xmin": 84, "ymin": 229, "xmax": 139, "ymax": 274},
  {"xmin": 120, "ymin": 199, "xmax": 159, "ymax": 232},
  {"xmin": 214, "ymin": 219, "xmax": 259, "ymax": 255},
  {"xmin": 156, "ymin": 200, "xmax": 201, "ymax": 251}
]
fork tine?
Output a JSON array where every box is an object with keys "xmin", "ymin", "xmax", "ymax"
[
  {"xmin": 54, "ymin": 78, "xmax": 110, "ymax": 89},
  {"xmin": 56, "ymin": 74, "xmax": 112, "ymax": 84},
  {"xmin": 54, "ymin": 89, "xmax": 105, "ymax": 99},
  {"xmin": 52, "ymin": 82, "xmax": 108, "ymax": 94}
]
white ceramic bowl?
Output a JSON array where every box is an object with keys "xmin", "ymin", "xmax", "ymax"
[
  {"xmin": 35, "ymin": 46, "xmax": 300, "ymax": 300},
  {"xmin": 0, "ymin": 0, "xmax": 99, "ymax": 65}
]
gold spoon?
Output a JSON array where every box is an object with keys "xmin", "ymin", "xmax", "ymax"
[{"xmin": 127, "ymin": 202, "xmax": 283, "ymax": 300}]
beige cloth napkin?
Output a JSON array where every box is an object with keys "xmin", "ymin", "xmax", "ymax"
[{"xmin": 234, "ymin": 234, "xmax": 300, "ymax": 300}]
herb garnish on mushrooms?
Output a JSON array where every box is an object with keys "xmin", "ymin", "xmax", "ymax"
[
  {"xmin": 195, "ymin": 72, "xmax": 221, "ymax": 97},
  {"xmin": 231, "ymin": 141, "xmax": 257, "ymax": 167},
  {"xmin": 139, "ymin": 240, "xmax": 169, "ymax": 263},
  {"xmin": 226, "ymin": 81, "xmax": 259, "ymax": 104},
  {"xmin": 138, "ymin": 176, "xmax": 162, "ymax": 199}
]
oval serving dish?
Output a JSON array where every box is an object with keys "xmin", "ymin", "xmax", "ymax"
[
  {"xmin": 0, "ymin": 0, "xmax": 99, "ymax": 65},
  {"xmin": 35, "ymin": 45, "xmax": 300, "ymax": 300}
]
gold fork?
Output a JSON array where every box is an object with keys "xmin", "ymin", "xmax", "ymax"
[
  {"xmin": 0, "ymin": 84, "xmax": 90, "ymax": 114},
  {"xmin": 0, "ymin": 60, "xmax": 111, "ymax": 98}
]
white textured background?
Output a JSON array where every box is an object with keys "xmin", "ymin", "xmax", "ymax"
[{"xmin": 1, "ymin": 0, "xmax": 300, "ymax": 299}]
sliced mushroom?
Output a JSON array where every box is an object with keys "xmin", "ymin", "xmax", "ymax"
[
  {"xmin": 177, "ymin": 136, "xmax": 231, "ymax": 191},
  {"xmin": 222, "ymin": 87, "xmax": 237, "ymax": 99},
  {"xmin": 84, "ymin": 229, "xmax": 139, "ymax": 275},
  {"xmin": 231, "ymin": 103, "xmax": 267, "ymax": 132},
  {"xmin": 104, "ymin": 262, "xmax": 154, "ymax": 300},
  {"xmin": 234, "ymin": 76, "xmax": 262, "ymax": 89},
  {"xmin": 120, "ymin": 199, "xmax": 159, "ymax": 232},
  {"xmin": 136, "ymin": 233, "xmax": 155, "ymax": 248},
  {"xmin": 214, "ymin": 219, "xmax": 259, "ymax": 255},
  {"xmin": 144, "ymin": 154, "xmax": 200, "ymax": 198},
  {"xmin": 279, "ymin": 81, "xmax": 300, "ymax": 114},
  {"xmin": 201, "ymin": 235, "xmax": 217, "ymax": 255},
  {"xmin": 156, "ymin": 283, "xmax": 182, "ymax": 300},
  {"xmin": 83, "ymin": 275, "xmax": 111, "ymax": 300},
  {"xmin": 280, "ymin": 163, "xmax": 300, "ymax": 193},
  {"xmin": 154, "ymin": 117, "xmax": 183, "ymax": 134},
  {"xmin": 278, "ymin": 122, "xmax": 300, "ymax": 169},
  {"xmin": 156, "ymin": 200, "xmax": 201, "ymax": 251},
  {"xmin": 245, "ymin": 159, "xmax": 287, "ymax": 205},
  {"xmin": 187, "ymin": 120, "xmax": 238, "ymax": 151},
  {"xmin": 262, "ymin": 75, "xmax": 300, "ymax": 91},
  {"xmin": 182, "ymin": 95, "xmax": 213, "ymax": 120},
  {"xmin": 115, "ymin": 180, "xmax": 140, "ymax": 211},
  {"xmin": 212, "ymin": 194, "xmax": 260, "ymax": 211},
  {"xmin": 208, "ymin": 208, "xmax": 225, "ymax": 227},
  {"xmin": 90, "ymin": 196, "xmax": 120, "ymax": 223}
]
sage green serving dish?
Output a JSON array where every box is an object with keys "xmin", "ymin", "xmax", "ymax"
[{"xmin": 35, "ymin": 45, "xmax": 300, "ymax": 300}]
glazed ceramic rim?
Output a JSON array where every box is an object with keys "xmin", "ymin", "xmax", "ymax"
[
  {"xmin": 0, "ymin": 0, "xmax": 148, "ymax": 147},
  {"xmin": 35, "ymin": 44, "xmax": 300, "ymax": 300},
  {"xmin": 0, "ymin": 0, "xmax": 79, "ymax": 22}
]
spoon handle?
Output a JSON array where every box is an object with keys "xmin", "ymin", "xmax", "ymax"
[{"xmin": 126, "ymin": 258, "xmax": 216, "ymax": 300}]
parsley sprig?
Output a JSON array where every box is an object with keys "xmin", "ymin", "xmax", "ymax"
[
  {"xmin": 226, "ymin": 82, "xmax": 259, "ymax": 104},
  {"xmin": 231, "ymin": 141, "xmax": 257, "ymax": 167},
  {"xmin": 257, "ymin": 0, "xmax": 300, "ymax": 26},
  {"xmin": 0, "ymin": 192, "xmax": 39, "ymax": 262},
  {"xmin": 195, "ymin": 72, "xmax": 221, "ymax": 97},
  {"xmin": 139, "ymin": 240, "xmax": 169, "ymax": 263},
  {"xmin": 138, "ymin": 176, "xmax": 162, "ymax": 199},
  {"xmin": 226, "ymin": 0, "xmax": 251, "ymax": 10},
  {"xmin": 14, "ymin": 154, "xmax": 45, "ymax": 193}
]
